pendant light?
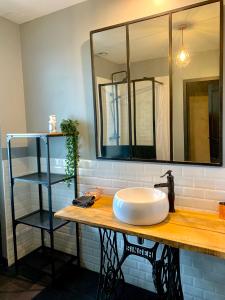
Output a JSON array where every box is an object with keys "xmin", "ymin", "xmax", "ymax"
[{"xmin": 176, "ymin": 25, "xmax": 190, "ymax": 68}]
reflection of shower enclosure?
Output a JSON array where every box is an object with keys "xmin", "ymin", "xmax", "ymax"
[
  {"xmin": 99, "ymin": 82, "xmax": 129, "ymax": 146},
  {"xmin": 132, "ymin": 78, "xmax": 160, "ymax": 159},
  {"xmin": 98, "ymin": 76, "xmax": 162, "ymax": 159}
]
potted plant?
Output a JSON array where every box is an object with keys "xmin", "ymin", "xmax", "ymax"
[{"xmin": 60, "ymin": 119, "xmax": 79, "ymax": 186}]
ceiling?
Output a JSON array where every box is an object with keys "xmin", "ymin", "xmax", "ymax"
[
  {"xmin": 94, "ymin": 2, "xmax": 220, "ymax": 64},
  {"xmin": 0, "ymin": 0, "xmax": 87, "ymax": 24}
]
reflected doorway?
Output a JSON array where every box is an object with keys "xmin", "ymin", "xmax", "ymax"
[{"xmin": 184, "ymin": 78, "xmax": 220, "ymax": 163}]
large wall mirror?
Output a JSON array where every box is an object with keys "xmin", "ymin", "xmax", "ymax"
[{"xmin": 90, "ymin": 0, "xmax": 223, "ymax": 166}]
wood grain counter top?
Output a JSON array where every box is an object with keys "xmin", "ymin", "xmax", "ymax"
[{"xmin": 55, "ymin": 195, "xmax": 225, "ymax": 259}]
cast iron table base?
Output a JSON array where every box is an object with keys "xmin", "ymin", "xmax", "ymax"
[{"xmin": 97, "ymin": 228, "xmax": 183, "ymax": 300}]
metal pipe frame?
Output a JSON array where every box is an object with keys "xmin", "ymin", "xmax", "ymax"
[
  {"xmin": 7, "ymin": 133, "xmax": 80, "ymax": 280},
  {"xmin": 45, "ymin": 136, "xmax": 55, "ymax": 279},
  {"xmin": 73, "ymin": 149, "xmax": 80, "ymax": 267},
  {"xmin": 36, "ymin": 137, "xmax": 45, "ymax": 247},
  {"xmin": 7, "ymin": 137, "xmax": 18, "ymax": 272}
]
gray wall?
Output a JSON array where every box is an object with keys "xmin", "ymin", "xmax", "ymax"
[
  {"xmin": 20, "ymin": 0, "xmax": 207, "ymax": 159},
  {"xmin": 0, "ymin": 16, "xmax": 27, "ymax": 257},
  {"xmin": 0, "ymin": 16, "xmax": 27, "ymax": 148}
]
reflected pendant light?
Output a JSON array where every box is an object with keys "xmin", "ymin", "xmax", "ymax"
[{"xmin": 176, "ymin": 25, "xmax": 190, "ymax": 68}]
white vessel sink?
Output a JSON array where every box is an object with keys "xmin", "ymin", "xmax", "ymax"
[{"xmin": 113, "ymin": 187, "xmax": 169, "ymax": 226}]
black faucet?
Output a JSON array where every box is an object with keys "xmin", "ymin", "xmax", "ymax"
[{"xmin": 154, "ymin": 170, "xmax": 175, "ymax": 213}]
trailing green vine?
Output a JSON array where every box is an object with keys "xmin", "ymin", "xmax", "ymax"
[{"xmin": 60, "ymin": 119, "xmax": 79, "ymax": 186}]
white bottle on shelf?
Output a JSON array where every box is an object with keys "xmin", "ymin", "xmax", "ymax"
[{"xmin": 48, "ymin": 115, "xmax": 57, "ymax": 133}]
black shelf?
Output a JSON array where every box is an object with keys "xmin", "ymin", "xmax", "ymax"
[
  {"xmin": 18, "ymin": 246, "xmax": 78, "ymax": 277},
  {"xmin": 15, "ymin": 210, "xmax": 69, "ymax": 231},
  {"xmin": 7, "ymin": 132, "xmax": 65, "ymax": 139},
  {"xmin": 7, "ymin": 132, "xmax": 80, "ymax": 279},
  {"xmin": 14, "ymin": 172, "xmax": 73, "ymax": 185}
]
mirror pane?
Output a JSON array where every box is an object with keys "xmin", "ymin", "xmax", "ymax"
[
  {"xmin": 129, "ymin": 15, "xmax": 170, "ymax": 160},
  {"xmin": 92, "ymin": 26, "xmax": 130, "ymax": 158},
  {"xmin": 91, "ymin": 1, "xmax": 222, "ymax": 165},
  {"xmin": 172, "ymin": 2, "xmax": 221, "ymax": 164}
]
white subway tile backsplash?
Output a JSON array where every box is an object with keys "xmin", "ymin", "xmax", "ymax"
[
  {"xmin": 176, "ymin": 197, "xmax": 218, "ymax": 211},
  {"xmin": 182, "ymin": 167, "xmax": 204, "ymax": 178},
  {"xmin": 183, "ymin": 285, "xmax": 203, "ymax": 298},
  {"xmin": 204, "ymin": 167, "xmax": 225, "ymax": 178},
  {"xmin": 2, "ymin": 157, "xmax": 225, "ymax": 300},
  {"xmin": 78, "ymin": 168, "xmax": 93, "ymax": 177},
  {"xmin": 143, "ymin": 164, "xmax": 162, "ymax": 176},
  {"xmin": 174, "ymin": 186, "xmax": 183, "ymax": 196},
  {"xmin": 194, "ymin": 178, "xmax": 215, "ymax": 189},
  {"xmin": 176, "ymin": 176, "xmax": 194, "ymax": 187},
  {"xmin": 194, "ymin": 279, "xmax": 214, "ymax": 292},
  {"xmin": 205, "ymin": 190, "xmax": 225, "ymax": 201},
  {"xmin": 214, "ymin": 180, "xmax": 225, "ymax": 191},
  {"xmin": 203, "ymin": 291, "xmax": 225, "ymax": 300},
  {"xmin": 97, "ymin": 161, "xmax": 113, "ymax": 170},
  {"xmin": 183, "ymin": 188, "xmax": 205, "ymax": 199},
  {"xmin": 78, "ymin": 159, "xmax": 96, "ymax": 169},
  {"xmin": 112, "ymin": 179, "xmax": 134, "ymax": 189},
  {"xmin": 184, "ymin": 296, "xmax": 194, "ymax": 300},
  {"xmin": 183, "ymin": 275, "xmax": 194, "ymax": 285},
  {"xmin": 215, "ymin": 285, "xmax": 225, "ymax": 296}
]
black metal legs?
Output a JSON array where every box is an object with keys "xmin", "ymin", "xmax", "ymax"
[
  {"xmin": 97, "ymin": 229, "xmax": 124, "ymax": 300},
  {"xmin": 152, "ymin": 245, "xmax": 183, "ymax": 300},
  {"xmin": 7, "ymin": 138, "xmax": 18, "ymax": 272},
  {"xmin": 97, "ymin": 229, "xmax": 183, "ymax": 300}
]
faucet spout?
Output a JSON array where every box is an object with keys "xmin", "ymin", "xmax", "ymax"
[{"xmin": 154, "ymin": 183, "xmax": 168, "ymax": 188}]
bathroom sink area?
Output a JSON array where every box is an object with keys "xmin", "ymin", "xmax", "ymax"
[{"xmin": 113, "ymin": 187, "xmax": 169, "ymax": 225}]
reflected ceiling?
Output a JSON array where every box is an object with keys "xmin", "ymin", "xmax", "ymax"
[{"xmin": 94, "ymin": 2, "xmax": 219, "ymax": 64}]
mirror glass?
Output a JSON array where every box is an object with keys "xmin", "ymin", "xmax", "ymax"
[
  {"xmin": 92, "ymin": 26, "xmax": 130, "ymax": 159},
  {"xmin": 129, "ymin": 15, "xmax": 170, "ymax": 160},
  {"xmin": 91, "ymin": 0, "xmax": 222, "ymax": 165},
  {"xmin": 172, "ymin": 1, "xmax": 221, "ymax": 163}
]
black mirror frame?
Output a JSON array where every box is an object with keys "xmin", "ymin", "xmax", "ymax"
[{"xmin": 90, "ymin": 0, "xmax": 223, "ymax": 167}]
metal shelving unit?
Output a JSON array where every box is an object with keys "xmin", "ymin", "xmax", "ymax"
[{"xmin": 7, "ymin": 132, "xmax": 80, "ymax": 279}]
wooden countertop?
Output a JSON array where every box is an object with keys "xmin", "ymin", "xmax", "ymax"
[{"xmin": 55, "ymin": 195, "xmax": 225, "ymax": 259}]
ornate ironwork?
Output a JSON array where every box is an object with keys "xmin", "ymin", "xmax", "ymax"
[
  {"xmin": 152, "ymin": 245, "xmax": 184, "ymax": 299},
  {"xmin": 122, "ymin": 234, "xmax": 159, "ymax": 263},
  {"xmin": 97, "ymin": 229, "xmax": 184, "ymax": 300},
  {"xmin": 97, "ymin": 229, "xmax": 124, "ymax": 300}
]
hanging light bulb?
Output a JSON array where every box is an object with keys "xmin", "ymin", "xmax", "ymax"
[{"xmin": 176, "ymin": 26, "xmax": 190, "ymax": 68}]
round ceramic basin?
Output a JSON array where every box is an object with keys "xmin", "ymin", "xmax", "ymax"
[{"xmin": 113, "ymin": 187, "xmax": 169, "ymax": 225}]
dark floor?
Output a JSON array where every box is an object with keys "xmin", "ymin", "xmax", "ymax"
[
  {"xmin": 0, "ymin": 264, "xmax": 159, "ymax": 300},
  {"xmin": 0, "ymin": 272, "xmax": 44, "ymax": 299}
]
